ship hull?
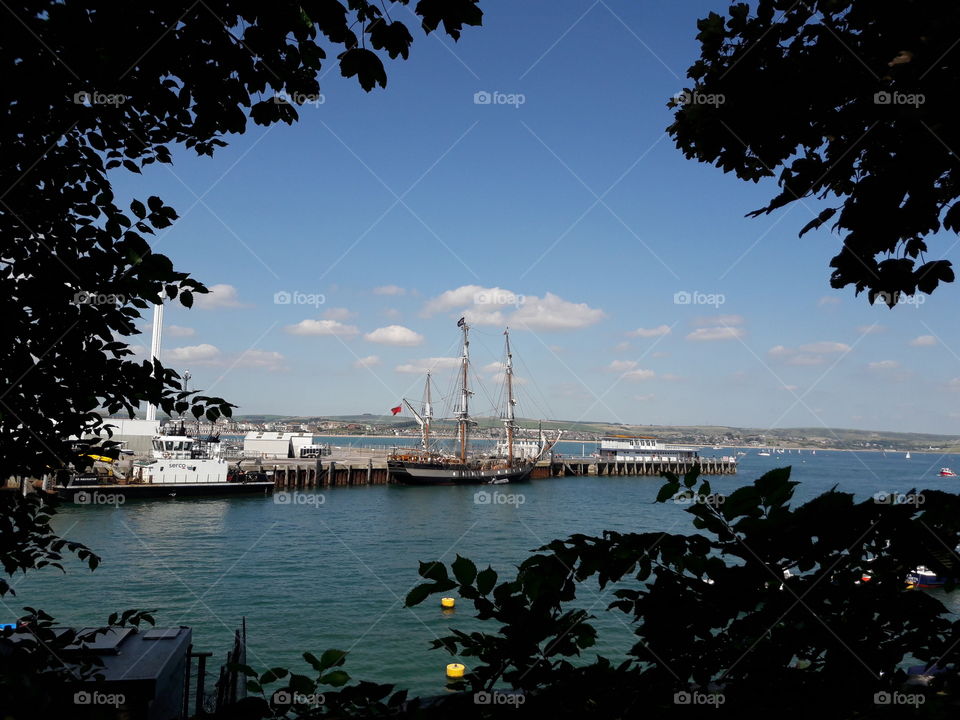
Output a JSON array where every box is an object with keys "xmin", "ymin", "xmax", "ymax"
[
  {"xmin": 55, "ymin": 481, "xmax": 274, "ymax": 502},
  {"xmin": 388, "ymin": 460, "xmax": 534, "ymax": 486}
]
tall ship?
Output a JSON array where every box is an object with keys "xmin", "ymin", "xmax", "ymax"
[{"xmin": 387, "ymin": 320, "xmax": 544, "ymax": 485}]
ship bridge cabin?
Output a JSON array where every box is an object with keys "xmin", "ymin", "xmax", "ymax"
[{"xmin": 599, "ymin": 435, "xmax": 698, "ymax": 463}]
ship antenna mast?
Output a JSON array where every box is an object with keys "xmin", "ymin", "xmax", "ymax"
[
  {"xmin": 455, "ymin": 318, "xmax": 470, "ymax": 463},
  {"xmin": 504, "ymin": 328, "xmax": 515, "ymax": 465},
  {"xmin": 422, "ymin": 370, "xmax": 432, "ymax": 452}
]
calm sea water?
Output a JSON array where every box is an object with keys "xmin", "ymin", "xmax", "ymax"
[{"xmin": 9, "ymin": 449, "xmax": 960, "ymax": 696}]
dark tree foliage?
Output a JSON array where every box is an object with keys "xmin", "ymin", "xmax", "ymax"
[
  {"xmin": 0, "ymin": 0, "xmax": 482, "ymax": 482},
  {"xmin": 405, "ymin": 468, "xmax": 960, "ymax": 719},
  {"xmin": 669, "ymin": 0, "xmax": 959, "ymax": 307}
]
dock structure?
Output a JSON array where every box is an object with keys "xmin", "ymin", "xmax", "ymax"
[
  {"xmin": 266, "ymin": 456, "xmax": 736, "ymax": 489},
  {"xmin": 548, "ymin": 456, "xmax": 737, "ymax": 477}
]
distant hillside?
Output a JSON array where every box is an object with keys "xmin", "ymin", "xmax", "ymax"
[{"xmin": 229, "ymin": 414, "xmax": 960, "ymax": 452}]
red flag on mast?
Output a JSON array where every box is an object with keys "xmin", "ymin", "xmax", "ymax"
[{"xmin": 390, "ymin": 405, "xmax": 402, "ymax": 415}]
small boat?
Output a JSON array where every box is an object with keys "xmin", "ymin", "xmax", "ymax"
[
  {"xmin": 939, "ymin": 468, "xmax": 957, "ymax": 477},
  {"xmin": 906, "ymin": 451, "xmax": 911, "ymax": 459},
  {"xmin": 488, "ymin": 478, "xmax": 510, "ymax": 485},
  {"xmin": 758, "ymin": 451, "xmax": 771, "ymax": 457},
  {"xmin": 906, "ymin": 566, "xmax": 949, "ymax": 589}
]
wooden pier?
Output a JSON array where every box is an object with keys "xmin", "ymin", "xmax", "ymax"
[
  {"xmin": 267, "ymin": 456, "xmax": 736, "ymax": 489},
  {"xmin": 548, "ymin": 457, "xmax": 737, "ymax": 477}
]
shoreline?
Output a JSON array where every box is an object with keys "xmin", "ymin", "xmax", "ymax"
[{"xmin": 262, "ymin": 435, "xmax": 960, "ymax": 455}]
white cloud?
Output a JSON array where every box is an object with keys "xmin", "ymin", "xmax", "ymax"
[
  {"xmin": 365, "ymin": 325, "xmax": 424, "ymax": 346},
  {"xmin": 285, "ymin": 319, "xmax": 359, "ymax": 336},
  {"xmin": 857, "ymin": 324, "xmax": 885, "ymax": 335},
  {"xmin": 622, "ymin": 369, "xmax": 656, "ymax": 381},
  {"xmin": 868, "ymin": 360, "xmax": 900, "ymax": 370},
  {"xmin": 235, "ymin": 349, "xmax": 286, "ymax": 372},
  {"xmin": 353, "ymin": 355, "xmax": 381, "ymax": 368},
  {"xmin": 607, "ymin": 360, "xmax": 638, "ymax": 372},
  {"xmin": 818, "ymin": 296, "xmax": 841, "ymax": 306},
  {"xmin": 628, "ymin": 325, "xmax": 671, "ymax": 338},
  {"xmin": 383, "ymin": 308, "xmax": 402, "ymax": 320},
  {"xmin": 482, "ymin": 361, "xmax": 506, "ymax": 373},
  {"xmin": 166, "ymin": 344, "xmax": 221, "ymax": 365},
  {"xmin": 662, "ymin": 373, "xmax": 683, "ymax": 382},
  {"xmin": 910, "ymin": 335, "xmax": 937, "ymax": 347},
  {"xmin": 692, "ymin": 315, "xmax": 743, "ymax": 327},
  {"xmin": 324, "ymin": 307, "xmax": 357, "ymax": 321},
  {"xmin": 423, "ymin": 285, "xmax": 604, "ymax": 331},
  {"xmin": 511, "ymin": 292, "xmax": 605, "ymax": 330},
  {"xmin": 634, "ymin": 394, "xmax": 655, "ymax": 401},
  {"xmin": 491, "ymin": 371, "xmax": 528, "ymax": 385},
  {"xmin": 781, "ymin": 384, "xmax": 799, "ymax": 391},
  {"xmin": 143, "ymin": 323, "xmax": 195, "ymax": 337},
  {"xmin": 686, "ymin": 327, "xmax": 745, "ymax": 342},
  {"xmin": 374, "ymin": 285, "xmax": 406, "ymax": 296},
  {"xmin": 194, "ymin": 284, "xmax": 244, "ymax": 309},
  {"xmin": 613, "ymin": 341, "xmax": 632, "ymax": 352},
  {"xmin": 950, "ymin": 378, "xmax": 960, "ymax": 392},
  {"xmin": 395, "ymin": 357, "xmax": 460, "ymax": 373},
  {"xmin": 799, "ymin": 341, "xmax": 850, "ymax": 354}
]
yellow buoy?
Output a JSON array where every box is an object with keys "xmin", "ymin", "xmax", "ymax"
[
  {"xmin": 446, "ymin": 663, "xmax": 465, "ymax": 679},
  {"xmin": 441, "ymin": 597, "xmax": 456, "ymax": 609}
]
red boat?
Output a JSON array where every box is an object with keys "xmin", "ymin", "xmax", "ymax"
[{"xmin": 939, "ymin": 468, "xmax": 957, "ymax": 477}]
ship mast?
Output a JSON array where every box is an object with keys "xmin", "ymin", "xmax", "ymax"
[
  {"xmin": 504, "ymin": 328, "xmax": 516, "ymax": 465},
  {"xmin": 422, "ymin": 370, "xmax": 432, "ymax": 452},
  {"xmin": 455, "ymin": 318, "xmax": 470, "ymax": 463}
]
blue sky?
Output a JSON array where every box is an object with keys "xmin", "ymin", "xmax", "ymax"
[{"xmin": 114, "ymin": 0, "xmax": 960, "ymax": 435}]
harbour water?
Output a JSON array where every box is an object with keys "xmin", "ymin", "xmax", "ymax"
[{"xmin": 10, "ymin": 449, "xmax": 960, "ymax": 697}]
